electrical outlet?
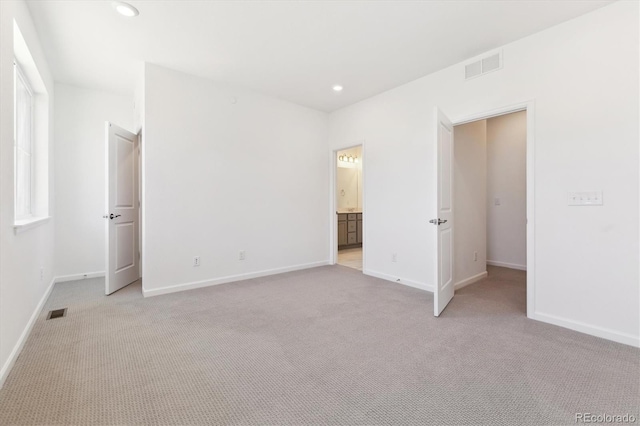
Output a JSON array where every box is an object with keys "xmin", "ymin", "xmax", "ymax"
[
  {"xmin": 193, "ymin": 256, "xmax": 200, "ymax": 267},
  {"xmin": 392, "ymin": 252, "xmax": 397, "ymax": 263},
  {"xmin": 567, "ymin": 191, "xmax": 603, "ymax": 206},
  {"xmin": 239, "ymin": 250, "xmax": 246, "ymax": 261},
  {"xmin": 474, "ymin": 252, "xmax": 478, "ymax": 261}
]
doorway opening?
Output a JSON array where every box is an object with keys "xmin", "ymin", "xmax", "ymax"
[
  {"xmin": 334, "ymin": 145, "xmax": 363, "ymax": 271},
  {"xmin": 452, "ymin": 110, "xmax": 528, "ymax": 313}
]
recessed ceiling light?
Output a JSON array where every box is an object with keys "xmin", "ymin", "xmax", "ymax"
[
  {"xmin": 113, "ymin": 1, "xmax": 139, "ymax": 17},
  {"xmin": 332, "ymin": 85, "xmax": 343, "ymax": 92}
]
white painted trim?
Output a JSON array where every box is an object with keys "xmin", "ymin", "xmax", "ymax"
[
  {"xmin": 364, "ymin": 269, "xmax": 434, "ymax": 293},
  {"xmin": 329, "ymin": 141, "xmax": 366, "ymax": 268},
  {"xmin": 524, "ymin": 103, "xmax": 536, "ymax": 320},
  {"xmin": 532, "ymin": 311, "xmax": 640, "ymax": 348},
  {"xmin": 140, "ymin": 127, "xmax": 147, "ymax": 291},
  {"xmin": 450, "ymin": 100, "xmax": 535, "ymax": 319},
  {"xmin": 486, "ymin": 260, "xmax": 526, "ymax": 271},
  {"xmin": 137, "ymin": 131, "xmax": 143, "ymax": 282},
  {"xmin": 451, "ymin": 102, "xmax": 528, "ymax": 125},
  {"xmin": 454, "ymin": 271, "xmax": 488, "ymax": 290},
  {"xmin": 361, "ymin": 143, "xmax": 366, "ymax": 272},
  {"xmin": 104, "ymin": 122, "xmax": 110, "ymax": 294},
  {"xmin": 0, "ymin": 277, "xmax": 55, "ymax": 389},
  {"xmin": 13, "ymin": 216, "xmax": 50, "ymax": 234},
  {"xmin": 54, "ymin": 271, "xmax": 105, "ymax": 283},
  {"xmin": 143, "ymin": 261, "xmax": 330, "ymax": 298}
]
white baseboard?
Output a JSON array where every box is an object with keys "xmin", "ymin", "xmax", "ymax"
[
  {"xmin": 532, "ymin": 311, "xmax": 640, "ymax": 348},
  {"xmin": 54, "ymin": 271, "xmax": 105, "ymax": 283},
  {"xmin": 364, "ymin": 269, "xmax": 433, "ymax": 293},
  {"xmin": 143, "ymin": 261, "xmax": 331, "ymax": 298},
  {"xmin": 487, "ymin": 260, "xmax": 526, "ymax": 271},
  {"xmin": 454, "ymin": 271, "xmax": 488, "ymax": 290},
  {"xmin": 0, "ymin": 277, "xmax": 56, "ymax": 389},
  {"xmin": 0, "ymin": 270, "xmax": 109, "ymax": 389}
]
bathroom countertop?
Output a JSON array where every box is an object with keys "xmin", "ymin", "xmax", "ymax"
[{"xmin": 336, "ymin": 210, "xmax": 362, "ymax": 214}]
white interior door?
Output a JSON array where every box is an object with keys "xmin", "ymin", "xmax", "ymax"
[
  {"xmin": 433, "ymin": 108, "xmax": 454, "ymax": 316},
  {"xmin": 105, "ymin": 122, "xmax": 139, "ymax": 295}
]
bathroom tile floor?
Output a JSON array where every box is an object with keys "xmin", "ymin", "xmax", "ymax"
[{"xmin": 337, "ymin": 247, "xmax": 362, "ymax": 271}]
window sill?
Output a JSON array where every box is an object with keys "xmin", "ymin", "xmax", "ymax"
[{"xmin": 14, "ymin": 216, "xmax": 51, "ymax": 234}]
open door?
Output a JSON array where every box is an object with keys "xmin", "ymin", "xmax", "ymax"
[
  {"xmin": 433, "ymin": 108, "xmax": 454, "ymax": 316},
  {"xmin": 105, "ymin": 122, "xmax": 139, "ymax": 295}
]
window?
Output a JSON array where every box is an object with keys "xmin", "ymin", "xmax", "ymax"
[
  {"xmin": 14, "ymin": 62, "xmax": 33, "ymax": 220},
  {"xmin": 12, "ymin": 21, "xmax": 50, "ymax": 232}
]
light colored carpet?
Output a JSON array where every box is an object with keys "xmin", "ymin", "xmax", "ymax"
[{"xmin": 0, "ymin": 266, "xmax": 637, "ymax": 425}]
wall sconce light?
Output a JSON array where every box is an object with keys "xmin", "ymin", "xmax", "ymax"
[{"xmin": 339, "ymin": 154, "xmax": 359, "ymax": 163}]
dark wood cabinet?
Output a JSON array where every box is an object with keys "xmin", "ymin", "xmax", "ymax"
[
  {"xmin": 338, "ymin": 212, "xmax": 363, "ymax": 249},
  {"xmin": 337, "ymin": 216, "xmax": 348, "ymax": 246}
]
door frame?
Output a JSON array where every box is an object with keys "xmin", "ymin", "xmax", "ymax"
[
  {"xmin": 447, "ymin": 100, "xmax": 535, "ymax": 318},
  {"xmin": 137, "ymin": 126, "xmax": 145, "ymax": 295},
  {"xmin": 137, "ymin": 131, "xmax": 142, "ymax": 282},
  {"xmin": 329, "ymin": 141, "xmax": 366, "ymax": 268}
]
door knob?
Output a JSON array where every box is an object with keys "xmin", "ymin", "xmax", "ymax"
[
  {"xmin": 103, "ymin": 214, "xmax": 121, "ymax": 219},
  {"xmin": 429, "ymin": 218, "xmax": 447, "ymax": 225}
]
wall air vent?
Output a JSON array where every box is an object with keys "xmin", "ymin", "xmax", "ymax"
[
  {"xmin": 465, "ymin": 61, "xmax": 482, "ymax": 79},
  {"xmin": 464, "ymin": 51, "xmax": 502, "ymax": 80}
]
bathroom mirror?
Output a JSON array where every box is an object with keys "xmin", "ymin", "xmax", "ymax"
[{"xmin": 336, "ymin": 146, "xmax": 363, "ymax": 211}]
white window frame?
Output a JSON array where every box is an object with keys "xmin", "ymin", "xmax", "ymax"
[{"xmin": 14, "ymin": 61, "xmax": 34, "ymax": 221}]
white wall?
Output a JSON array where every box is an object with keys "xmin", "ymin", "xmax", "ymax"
[
  {"xmin": 453, "ymin": 120, "xmax": 487, "ymax": 286},
  {"xmin": 0, "ymin": 0, "xmax": 56, "ymax": 386},
  {"xmin": 142, "ymin": 64, "xmax": 329, "ymax": 296},
  {"xmin": 487, "ymin": 111, "xmax": 527, "ymax": 269},
  {"xmin": 328, "ymin": 1, "xmax": 639, "ymax": 345},
  {"xmin": 54, "ymin": 84, "xmax": 134, "ymax": 278}
]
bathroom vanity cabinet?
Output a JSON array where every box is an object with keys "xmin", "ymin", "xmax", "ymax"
[{"xmin": 337, "ymin": 212, "xmax": 362, "ymax": 249}]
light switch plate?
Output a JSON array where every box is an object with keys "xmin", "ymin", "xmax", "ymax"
[{"xmin": 567, "ymin": 191, "xmax": 603, "ymax": 206}]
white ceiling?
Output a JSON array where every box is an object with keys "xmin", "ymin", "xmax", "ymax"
[{"xmin": 26, "ymin": 0, "xmax": 612, "ymax": 112}]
